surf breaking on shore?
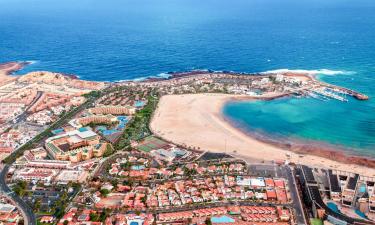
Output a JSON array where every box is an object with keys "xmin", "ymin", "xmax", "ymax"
[
  {"xmin": 2, "ymin": 61, "xmax": 373, "ymax": 173},
  {"xmin": 150, "ymin": 93, "xmax": 375, "ymax": 176}
]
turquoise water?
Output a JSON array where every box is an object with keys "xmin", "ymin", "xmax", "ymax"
[
  {"xmin": 1, "ymin": 0, "xmax": 375, "ymax": 156},
  {"xmin": 355, "ymin": 209, "xmax": 367, "ymax": 219},
  {"xmin": 327, "ymin": 202, "xmax": 340, "ymax": 213},
  {"xmin": 131, "ymin": 165, "xmax": 145, "ymax": 171},
  {"xmin": 78, "ymin": 127, "xmax": 89, "ymax": 132},
  {"xmin": 223, "ymin": 88, "xmax": 375, "ymax": 156},
  {"xmin": 51, "ymin": 128, "xmax": 64, "ymax": 135},
  {"xmin": 211, "ymin": 216, "xmax": 235, "ymax": 223},
  {"xmin": 135, "ymin": 101, "xmax": 145, "ymax": 108},
  {"xmin": 359, "ymin": 184, "xmax": 366, "ymax": 193},
  {"xmin": 96, "ymin": 116, "xmax": 129, "ymax": 136}
]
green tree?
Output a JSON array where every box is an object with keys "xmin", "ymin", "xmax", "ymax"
[
  {"xmin": 103, "ymin": 144, "xmax": 114, "ymax": 157},
  {"xmin": 90, "ymin": 212, "xmax": 100, "ymax": 222},
  {"xmin": 100, "ymin": 189, "xmax": 110, "ymax": 197},
  {"xmin": 100, "ymin": 208, "xmax": 111, "ymax": 222},
  {"xmin": 34, "ymin": 199, "xmax": 42, "ymax": 212},
  {"xmin": 205, "ymin": 217, "xmax": 212, "ymax": 225},
  {"xmin": 13, "ymin": 181, "xmax": 27, "ymax": 197}
]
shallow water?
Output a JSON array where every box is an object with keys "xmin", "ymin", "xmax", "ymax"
[{"xmin": 1, "ymin": 0, "xmax": 375, "ymax": 155}]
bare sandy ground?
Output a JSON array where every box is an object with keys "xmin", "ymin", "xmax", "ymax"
[
  {"xmin": 0, "ymin": 62, "xmax": 21, "ymax": 86},
  {"xmin": 150, "ymin": 93, "xmax": 375, "ymax": 177}
]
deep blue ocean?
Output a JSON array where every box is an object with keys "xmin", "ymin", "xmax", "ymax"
[{"xmin": 1, "ymin": 0, "xmax": 375, "ymax": 156}]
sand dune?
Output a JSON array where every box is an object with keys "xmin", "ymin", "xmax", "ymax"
[{"xmin": 150, "ymin": 93, "xmax": 375, "ymax": 177}]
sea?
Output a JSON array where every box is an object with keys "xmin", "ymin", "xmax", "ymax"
[{"xmin": 0, "ymin": 0, "xmax": 374, "ymax": 156}]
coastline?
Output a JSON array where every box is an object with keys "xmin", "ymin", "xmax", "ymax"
[
  {"xmin": 150, "ymin": 93, "xmax": 375, "ymax": 176},
  {"xmin": 2, "ymin": 60, "xmax": 374, "ymax": 174},
  {"xmin": 0, "ymin": 61, "xmax": 30, "ymax": 86},
  {"xmin": 221, "ymin": 101, "xmax": 375, "ymax": 165}
]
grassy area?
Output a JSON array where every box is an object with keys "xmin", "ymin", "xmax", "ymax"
[
  {"xmin": 115, "ymin": 94, "xmax": 159, "ymax": 150},
  {"xmin": 103, "ymin": 143, "xmax": 115, "ymax": 157},
  {"xmin": 310, "ymin": 218, "xmax": 323, "ymax": 225}
]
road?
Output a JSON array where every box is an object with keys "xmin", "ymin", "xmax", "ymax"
[
  {"xmin": 12, "ymin": 91, "xmax": 43, "ymax": 124},
  {"xmin": 0, "ymin": 93, "xmax": 103, "ymax": 224},
  {"xmin": 282, "ymin": 165, "xmax": 308, "ymax": 225},
  {"xmin": 0, "ymin": 164, "xmax": 36, "ymax": 225}
]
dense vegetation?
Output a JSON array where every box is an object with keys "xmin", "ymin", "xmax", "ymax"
[{"xmin": 115, "ymin": 94, "xmax": 158, "ymax": 150}]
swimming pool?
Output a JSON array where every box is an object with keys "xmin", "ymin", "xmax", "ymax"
[
  {"xmin": 355, "ymin": 209, "xmax": 367, "ymax": 219},
  {"xmin": 359, "ymin": 184, "xmax": 366, "ymax": 193},
  {"xmin": 211, "ymin": 215, "xmax": 235, "ymax": 223},
  {"xmin": 131, "ymin": 165, "xmax": 145, "ymax": 170},
  {"xmin": 327, "ymin": 202, "xmax": 340, "ymax": 213},
  {"xmin": 79, "ymin": 127, "xmax": 89, "ymax": 132},
  {"xmin": 117, "ymin": 116, "xmax": 129, "ymax": 129},
  {"xmin": 52, "ymin": 128, "xmax": 64, "ymax": 135},
  {"xmin": 135, "ymin": 101, "xmax": 145, "ymax": 107},
  {"xmin": 96, "ymin": 116, "xmax": 129, "ymax": 136},
  {"xmin": 102, "ymin": 129, "xmax": 119, "ymax": 136}
]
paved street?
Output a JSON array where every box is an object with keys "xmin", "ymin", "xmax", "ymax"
[
  {"xmin": 11, "ymin": 91, "xmax": 43, "ymax": 124},
  {"xmin": 282, "ymin": 165, "xmax": 307, "ymax": 225},
  {"xmin": 0, "ymin": 164, "xmax": 36, "ymax": 225}
]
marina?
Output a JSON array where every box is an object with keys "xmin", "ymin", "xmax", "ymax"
[{"xmin": 312, "ymin": 88, "xmax": 348, "ymax": 102}]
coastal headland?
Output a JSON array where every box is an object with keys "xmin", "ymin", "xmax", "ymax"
[
  {"xmin": 0, "ymin": 61, "xmax": 30, "ymax": 86},
  {"xmin": 150, "ymin": 93, "xmax": 375, "ymax": 176},
  {"xmin": 1, "ymin": 61, "xmax": 373, "ymax": 174}
]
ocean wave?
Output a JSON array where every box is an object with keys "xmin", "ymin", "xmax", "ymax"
[
  {"xmin": 260, "ymin": 68, "xmax": 355, "ymax": 76},
  {"xmin": 114, "ymin": 72, "xmax": 173, "ymax": 83},
  {"xmin": 115, "ymin": 68, "xmax": 355, "ymax": 83},
  {"xmin": 24, "ymin": 60, "xmax": 39, "ymax": 65}
]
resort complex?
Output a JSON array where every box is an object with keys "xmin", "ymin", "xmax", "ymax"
[
  {"xmin": 0, "ymin": 62, "xmax": 374, "ymax": 225},
  {"xmin": 45, "ymin": 127, "xmax": 105, "ymax": 162}
]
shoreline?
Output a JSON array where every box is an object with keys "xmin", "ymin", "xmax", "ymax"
[
  {"xmin": 220, "ymin": 97, "xmax": 375, "ymax": 169},
  {"xmin": 2, "ymin": 60, "xmax": 374, "ymax": 174},
  {"xmin": 0, "ymin": 61, "xmax": 30, "ymax": 86},
  {"xmin": 150, "ymin": 93, "xmax": 375, "ymax": 176},
  {"xmin": 0, "ymin": 61, "xmax": 30, "ymax": 76},
  {"xmin": 221, "ymin": 99, "xmax": 375, "ymax": 166}
]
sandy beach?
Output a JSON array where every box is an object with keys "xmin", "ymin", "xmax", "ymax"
[{"xmin": 150, "ymin": 93, "xmax": 375, "ymax": 177}]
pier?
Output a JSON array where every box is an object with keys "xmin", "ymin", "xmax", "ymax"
[
  {"xmin": 322, "ymin": 83, "xmax": 369, "ymax": 101},
  {"xmin": 312, "ymin": 88, "xmax": 348, "ymax": 102}
]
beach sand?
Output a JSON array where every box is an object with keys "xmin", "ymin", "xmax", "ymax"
[{"xmin": 150, "ymin": 93, "xmax": 375, "ymax": 177}]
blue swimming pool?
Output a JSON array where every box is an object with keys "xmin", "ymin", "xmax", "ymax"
[
  {"xmin": 96, "ymin": 116, "xmax": 129, "ymax": 136},
  {"xmin": 79, "ymin": 127, "xmax": 89, "ymax": 132},
  {"xmin": 359, "ymin": 184, "xmax": 366, "ymax": 193},
  {"xmin": 211, "ymin": 216, "xmax": 235, "ymax": 223},
  {"xmin": 117, "ymin": 116, "xmax": 129, "ymax": 129},
  {"xmin": 327, "ymin": 202, "xmax": 340, "ymax": 213},
  {"xmin": 355, "ymin": 209, "xmax": 367, "ymax": 219},
  {"xmin": 131, "ymin": 165, "xmax": 145, "ymax": 170},
  {"xmin": 135, "ymin": 101, "xmax": 145, "ymax": 107},
  {"xmin": 130, "ymin": 222, "xmax": 139, "ymax": 225},
  {"xmin": 102, "ymin": 129, "xmax": 119, "ymax": 136},
  {"xmin": 52, "ymin": 128, "xmax": 64, "ymax": 135}
]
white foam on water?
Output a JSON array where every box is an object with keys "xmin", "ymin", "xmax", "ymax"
[
  {"xmin": 260, "ymin": 68, "xmax": 355, "ymax": 76},
  {"xmin": 114, "ymin": 71, "xmax": 173, "ymax": 83},
  {"xmin": 115, "ymin": 68, "xmax": 355, "ymax": 83},
  {"xmin": 24, "ymin": 60, "xmax": 39, "ymax": 65}
]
